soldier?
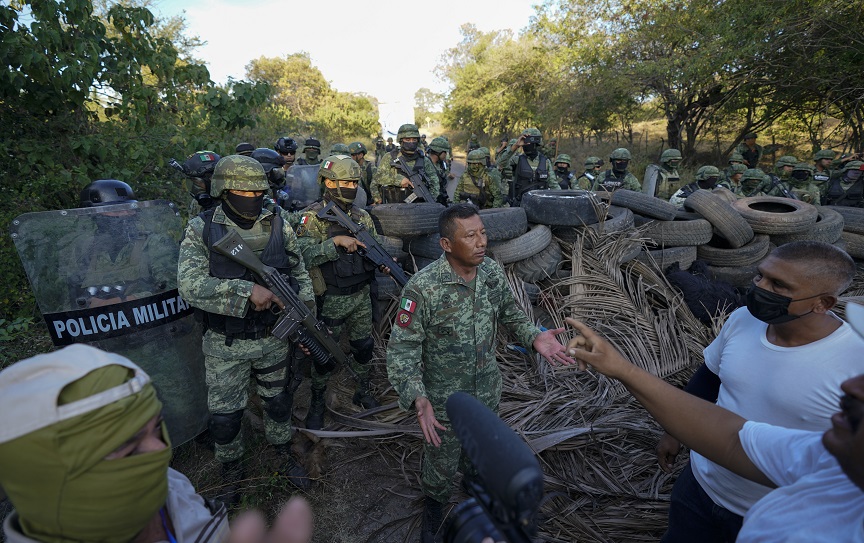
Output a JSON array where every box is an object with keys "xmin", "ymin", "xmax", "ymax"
[
  {"xmin": 494, "ymin": 135, "xmax": 509, "ymax": 161},
  {"xmin": 385, "ymin": 204, "xmax": 575, "ymax": 543},
  {"xmin": 813, "ymin": 149, "xmax": 836, "ymax": 187},
  {"xmin": 235, "ymin": 142, "xmax": 255, "ymax": 157},
  {"xmin": 296, "ymin": 138, "xmax": 323, "ymax": 166},
  {"xmin": 478, "ymin": 146, "xmax": 503, "ymax": 197},
  {"xmin": 178, "ymin": 155, "xmax": 314, "ymax": 503},
  {"xmin": 467, "ymin": 133, "xmax": 480, "ymax": 153},
  {"xmin": 738, "ymin": 168, "xmax": 769, "ymax": 197},
  {"xmin": 648, "ymin": 148, "xmax": 683, "ymax": 200},
  {"xmin": 369, "ymin": 123, "xmax": 439, "ymax": 204},
  {"xmin": 762, "ymin": 156, "xmax": 799, "ymax": 199},
  {"xmin": 496, "ymin": 138, "xmax": 518, "ymax": 190},
  {"xmin": 498, "ymin": 128, "xmax": 559, "ymax": 206},
  {"xmin": 553, "ymin": 154, "xmax": 575, "ymax": 189},
  {"xmin": 668, "ymin": 165, "xmax": 725, "ymax": 208},
  {"xmin": 823, "ymin": 160, "xmax": 864, "ymax": 207},
  {"xmin": 736, "ymin": 132, "xmax": 763, "ymax": 167},
  {"xmin": 384, "ymin": 137, "xmax": 397, "ymax": 153},
  {"xmin": 349, "ymin": 141, "xmax": 376, "ymax": 196},
  {"xmin": 726, "ymin": 163, "xmax": 748, "ymax": 194},
  {"xmin": 296, "ymin": 155, "xmax": 388, "ymax": 430},
  {"xmin": 427, "ymin": 136, "xmax": 453, "ymax": 205},
  {"xmin": 251, "ymin": 148, "xmax": 297, "ymax": 212},
  {"xmin": 592, "ymin": 148, "xmax": 642, "ymax": 192},
  {"xmin": 374, "ymin": 136, "xmax": 385, "ymax": 165},
  {"xmin": 329, "ymin": 143, "xmax": 350, "ymax": 156},
  {"xmin": 723, "ymin": 151, "xmax": 746, "ymax": 185},
  {"xmin": 455, "ymin": 149, "xmax": 501, "ymax": 209},
  {"xmin": 575, "ymin": 156, "xmax": 604, "ymax": 190},
  {"xmin": 176, "ymin": 150, "xmax": 222, "ymax": 216},
  {"xmin": 420, "ymin": 134, "xmax": 428, "ymax": 152},
  {"xmin": 788, "ymin": 162, "xmax": 822, "ymax": 204},
  {"xmin": 275, "ymin": 136, "xmax": 299, "ymax": 170}
]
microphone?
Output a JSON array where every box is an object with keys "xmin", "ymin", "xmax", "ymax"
[{"xmin": 445, "ymin": 392, "xmax": 544, "ymax": 517}]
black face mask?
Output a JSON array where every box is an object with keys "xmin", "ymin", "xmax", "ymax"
[
  {"xmin": 613, "ymin": 160, "xmax": 629, "ymax": 173},
  {"xmin": 223, "ymin": 192, "xmax": 264, "ymax": 229},
  {"xmin": 523, "ymin": 143, "xmax": 537, "ymax": 157},
  {"xmin": 697, "ymin": 177, "xmax": 719, "ymax": 190},
  {"xmin": 556, "ymin": 167, "xmax": 569, "ymax": 174},
  {"xmin": 845, "ymin": 170, "xmax": 862, "ymax": 182},
  {"xmin": 745, "ymin": 283, "xmax": 822, "ymax": 324},
  {"xmin": 401, "ymin": 141, "xmax": 418, "ymax": 153},
  {"xmin": 791, "ymin": 170, "xmax": 810, "ymax": 182}
]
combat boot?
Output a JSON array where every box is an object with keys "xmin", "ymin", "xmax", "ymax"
[
  {"xmin": 420, "ymin": 496, "xmax": 444, "ymax": 543},
  {"xmin": 274, "ymin": 443, "xmax": 312, "ymax": 490},
  {"xmin": 352, "ymin": 379, "xmax": 380, "ymax": 409},
  {"xmin": 306, "ymin": 386, "xmax": 326, "ymax": 430},
  {"xmin": 215, "ymin": 458, "xmax": 244, "ymax": 508}
]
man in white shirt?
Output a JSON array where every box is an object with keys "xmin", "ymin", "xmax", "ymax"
[{"xmin": 654, "ymin": 241, "xmax": 863, "ymax": 541}]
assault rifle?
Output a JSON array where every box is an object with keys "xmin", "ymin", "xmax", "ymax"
[
  {"xmin": 766, "ymin": 175, "xmax": 799, "ymax": 200},
  {"xmin": 315, "ymin": 201, "xmax": 409, "ymax": 288},
  {"xmin": 392, "ymin": 155, "xmax": 436, "ymax": 203},
  {"xmin": 212, "ymin": 229, "xmax": 345, "ymax": 374}
]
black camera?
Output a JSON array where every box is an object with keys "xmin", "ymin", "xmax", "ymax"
[
  {"xmin": 524, "ymin": 135, "xmax": 542, "ymax": 145},
  {"xmin": 442, "ymin": 392, "xmax": 544, "ymax": 543}
]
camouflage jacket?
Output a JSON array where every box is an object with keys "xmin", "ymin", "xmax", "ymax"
[
  {"xmin": 370, "ymin": 150, "xmax": 440, "ymax": 203},
  {"xmin": 789, "ymin": 181, "xmax": 822, "ymax": 205},
  {"xmin": 592, "ymin": 169, "xmax": 642, "ymax": 192},
  {"xmin": 455, "ymin": 170, "xmax": 503, "ymax": 209},
  {"xmin": 497, "ymin": 148, "xmax": 560, "ymax": 191},
  {"xmin": 178, "ymin": 205, "xmax": 314, "ymax": 318},
  {"xmin": 386, "ymin": 254, "xmax": 541, "ymax": 417}
]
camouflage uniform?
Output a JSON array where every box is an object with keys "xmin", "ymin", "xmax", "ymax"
[
  {"xmin": 592, "ymin": 148, "xmax": 642, "ymax": 192},
  {"xmin": 386, "ymin": 254, "xmax": 541, "ymax": 503},
  {"xmin": 737, "ymin": 168, "xmax": 770, "ymax": 197},
  {"xmin": 788, "ymin": 163, "xmax": 822, "ymax": 205},
  {"xmin": 296, "ymin": 138, "xmax": 323, "ymax": 166},
  {"xmin": 479, "ymin": 147, "xmax": 504, "ymax": 196},
  {"xmin": 349, "ymin": 141, "xmax": 377, "ymax": 197},
  {"xmin": 575, "ymin": 156, "xmax": 604, "ymax": 190},
  {"xmin": 178, "ymin": 157, "xmax": 314, "ymax": 465},
  {"xmin": 496, "ymin": 138, "xmax": 518, "ymax": 188},
  {"xmin": 823, "ymin": 160, "xmax": 864, "ymax": 207},
  {"xmin": 668, "ymin": 166, "xmax": 729, "ymax": 208},
  {"xmin": 651, "ymin": 149, "xmax": 683, "ymax": 200},
  {"xmin": 497, "ymin": 128, "xmax": 559, "ymax": 205},
  {"xmin": 370, "ymin": 124, "xmax": 439, "ymax": 203},
  {"xmin": 455, "ymin": 150, "xmax": 502, "ymax": 209}
]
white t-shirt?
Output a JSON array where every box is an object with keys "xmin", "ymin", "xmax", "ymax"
[
  {"xmin": 691, "ymin": 307, "xmax": 864, "ymax": 515},
  {"xmin": 737, "ymin": 421, "xmax": 864, "ymax": 542}
]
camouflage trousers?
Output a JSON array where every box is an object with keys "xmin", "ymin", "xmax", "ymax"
[
  {"xmin": 421, "ymin": 420, "xmax": 480, "ymax": 503},
  {"xmin": 310, "ymin": 285, "xmax": 374, "ymax": 389},
  {"xmin": 202, "ymin": 331, "xmax": 292, "ymax": 463}
]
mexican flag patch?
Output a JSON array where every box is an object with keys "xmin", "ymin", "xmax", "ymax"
[
  {"xmin": 300, "ymin": 215, "xmax": 309, "ymax": 225},
  {"xmin": 322, "ymin": 160, "xmax": 333, "ymax": 170},
  {"xmin": 400, "ymin": 297, "xmax": 416, "ymax": 313}
]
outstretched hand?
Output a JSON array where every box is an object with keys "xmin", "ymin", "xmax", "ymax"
[
  {"xmin": 415, "ymin": 396, "xmax": 446, "ymax": 447},
  {"xmin": 532, "ymin": 327, "xmax": 576, "ymax": 366},
  {"xmin": 564, "ymin": 318, "xmax": 632, "ymax": 378}
]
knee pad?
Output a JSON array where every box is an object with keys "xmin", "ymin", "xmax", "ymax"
[
  {"xmin": 262, "ymin": 389, "xmax": 294, "ymax": 423},
  {"xmin": 350, "ymin": 336, "xmax": 374, "ymax": 365},
  {"xmin": 209, "ymin": 410, "xmax": 244, "ymax": 445}
]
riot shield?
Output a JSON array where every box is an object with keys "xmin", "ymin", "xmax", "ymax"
[
  {"xmin": 9, "ymin": 200, "xmax": 208, "ymax": 445},
  {"xmin": 284, "ymin": 164, "xmax": 323, "ymax": 210},
  {"xmin": 642, "ymin": 164, "xmax": 661, "ymax": 196}
]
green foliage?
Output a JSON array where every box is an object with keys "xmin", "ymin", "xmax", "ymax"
[{"xmin": 0, "ymin": 317, "xmax": 34, "ymax": 342}]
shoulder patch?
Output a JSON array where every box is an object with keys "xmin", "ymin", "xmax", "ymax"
[
  {"xmin": 400, "ymin": 297, "xmax": 417, "ymax": 313},
  {"xmin": 396, "ymin": 309, "xmax": 412, "ymax": 327},
  {"xmin": 300, "ymin": 215, "xmax": 310, "ymax": 225}
]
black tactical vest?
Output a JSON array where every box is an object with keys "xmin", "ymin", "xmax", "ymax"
[
  {"xmin": 310, "ymin": 202, "xmax": 376, "ymax": 295},
  {"xmin": 513, "ymin": 154, "xmax": 549, "ymax": 202},
  {"xmin": 825, "ymin": 177, "xmax": 864, "ymax": 207}
]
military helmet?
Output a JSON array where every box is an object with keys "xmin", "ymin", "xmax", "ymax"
[
  {"xmin": 251, "ymin": 148, "xmax": 286, "ymax": 172},
  {"xmin": 396, "ymin": 124, "xmax": 421, "ymax": 141},
  {"xmin": 235, "ymin": 143, "xmax": 254, "ymax": 156},
  {"xmin": 421, "ymin": 134, "xmax": 427, "ymax": 140},
  {"xmin": 660, "ymin": 149, "xmax": 682, "ymax": 164},
  {"xmin": 728, "ymin": 151, "xmax": 745, "ymax": 164},
  {"xmin": 695, "ymin": 165, "xmax": 721, "ymax": 181},
  {"xmin": 181, "ymin": 151, "xmax": 221, "ymax": 179},
  {"xmin": 508, "ymin": 138, "xmax": 518, "ymax": 147},
  {"xmin": 428, "ymin": 137, "xmax": 450, "ymax": 153},
  {"xmin": 79, "ymin": 179, "xmax": 137, "ymax": 207},
  {"xmin": 554, "ymin": 154, "xmax": 572, "ymax": 167},
  {"xmin": 584, "ymin": 156, "xmax": 603, "ymax": 167},
  {"xmin": 210, "ymin": 155, "xmax": 269, "ymax": 197},
  {"xmin": 741, "ymin": 168, "xmax": 766, "ymax": 181},
  {"xmin": 776, "ymin": 155, "xmax": 799, "ymax": 168},
  {"xmin": 609, "ymin": 148, "xmax": 632, "ymax": 161},
  {"xmin": 842, "ymin": 160, "xmax": 864, "ymax": 174},
  {"xmin": 329, "ymin": 143, "xmax": 351, "ymax": 155},
  {"xmin": 275, "ymin": 137, "xmax": 298, "ymax": 154},
  {"xmin": 523, "ymin": 127, "xmax": 542, "ymax": 138},
  {"xmin": 792, "ymin": 162, "xmax": 815, "ymax": 173},
  {"xmin": 814, "ymin": 149, "xmax": 835, "ymax": 161},
  {"xmin": 466, "ymin": 149, "xmax": 486, "ymax": 164},
  {"xmin": 303, "ymin": 138, "xmax": 321, "ymax": 151},
  {"xmin": 348, "ymin": 141, "xmax": 367, "ymax": 155},
  {"xmin": 730, "ymin": 163, "xmax": 748, "ymax": 174},
  {"xmin": 479, "ymin": 146, "xmax": 491, "ymax": 159},
  {"xmin": 387, "ymin": 137, "xmax": 393, "ymax": 143},
  {"xmin": 318, "ymin": 155, "xmax": 362, "ymax": 184}
]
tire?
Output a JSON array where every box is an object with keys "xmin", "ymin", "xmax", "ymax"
[
  {"xmin": 511, "ymin": 240, "xmax": 562, "ymax": 282},
  {"xmin": 731, "ymin": 196, "xmax": 818, "ymax": 235},
  {"xmin": 697, "ymin": 234, "xmax": 771, "ymax": 266},
  {"xmin": 610, "ymin": 189, "xmax": 678, "ymax": 220},
  {"xmin": 770, "ymin": 207, "xmax": 845, "ymax": 245},
  {"xmin": 712, "ymin": 187, "xmax": 738, "ymax": 204},
  {"xmin": 708, "ymin": 263, "xmax": 760, "ymax": 288},
  {"xmin": 487, "ymin": 224, "xmax": 552, "ymax": 264},
  {"xmin": 841, "ymin": 231, "xmax": 864, "ymax": 259},
  {"xmin": 676, "ymin": 209, "xmax": 704, "ymax": 221},
  {"xmin": 368, "ymin": 203, "xmax": 444, "ymax": 237},
  {"xmin": 479, "ymin": 207, "xmax": 528, "ymax": 241},
  {"xmin": 553, "ymin": 206, "xmax": 634, "ymax": 244},
  {"xmin": 405, "ymin": 255, "xmax": 437, "ymax": 272},
  {"xmin": 379, "ymin": 235, "xmax": 407, "ymax": 261},
  {"xmin": 684, "ymin": 190, "xmax": 754, "ymax": 248},
  {"xmin": 376, "ymin": 273, "xmax": 402, "ymax": 300},
  {"xmin": 405, "ymin": 234, "xmax": 443, "ymax": 259},
  {"xmin": 642, "ymin": 218, "xmax": 713, "ymax": 247},
  {"xmin": 521, "ymin": 190, "xmax": 600, "ymax": 226},
  {"xmin": 826, "ymin": 205, "xmax": 864, "ymax": 235},
  {"xmin": 635, "ymin": 245, "xmax": 697, "ymax": 271}
]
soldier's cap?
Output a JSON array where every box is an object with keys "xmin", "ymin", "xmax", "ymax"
[
  {"xmin": 731, "ymin": 163, "xmax": 748, "ymax": 174},
  {"xmin": 744, "ymin": 132, "xmax": 758, "ymax": 139},
  {"xmin": 304, "ymin": 138, "xmax": 321, "ymax": 149},
  {"xmin": 235, "ymin": 142, "xmax": 255, "ymax": 155}
]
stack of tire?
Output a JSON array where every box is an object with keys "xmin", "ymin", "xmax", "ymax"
[{"xmin": 823, "ymin": 206, "xmax": 864, "ymax": 261}]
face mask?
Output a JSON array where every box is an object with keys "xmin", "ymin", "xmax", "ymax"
[
  {"xmin": 468, "ymin": 164, "xmax": 485, "ymax": 177},
  {"xmin": 846, "ymin": 170, "xmax": 862, "ymax": 182},
  {"xmin": 697, "ymin": 177, "xmax": 719, "ymax": 190},
  {"xmin": 613, "ymin": 160, "xmax": 628, "ymax": 173},
  {"xmin": 401, "ymin": 141, "xmax": 419, "ymax": 153},
  {"xmin": 556, "ymin": 167, "xmax": 569, "ymax": 174},
  {"xmin": 223, "ymin": 192, "xmax": 264, "ymax": 223},
  {"xmin": 745, "ymin": 283, "xmax": 821, "ymax": 324},
  {"xmin": 306, "ymin": 149, "xmax": 320, "ymax": 161},
  {"xmin": 791, "ymin": 170, "xmax": 810, "ymax": 182},
  {"xmin": 667, "ymin": 160, "xmax": 681, "ymax": 169},
  {"xmin": 326, "ymin": 186, "xmax": 357, "ymax": 207},
  {"xmin": 522, "ymin": 143, "xmax": 537, "ymax": 156}
]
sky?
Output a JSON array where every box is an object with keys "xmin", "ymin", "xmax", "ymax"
[{"xmin": 151, "ymin": 0, "xmax": 537, "ymax": 109}]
